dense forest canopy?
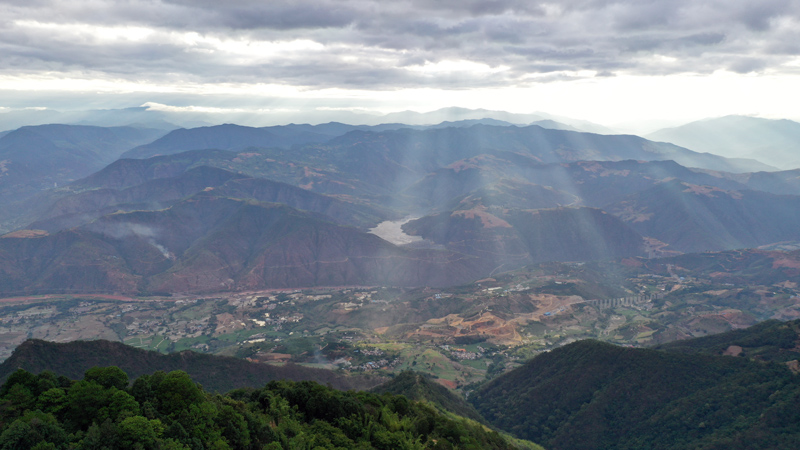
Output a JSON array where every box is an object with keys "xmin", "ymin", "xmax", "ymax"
[{"xmin": 0, "ymin": 367, "xmax": 526, "ymax": 450}]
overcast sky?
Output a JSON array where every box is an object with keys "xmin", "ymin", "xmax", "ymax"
[{"xmin": 2, "ymin": 0, "xmax": 800, "ymax": 127}]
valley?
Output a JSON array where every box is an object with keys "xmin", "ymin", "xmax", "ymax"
[{"xmin": 2, "ymin": 248, "xmax": 797, "ymax": 393}]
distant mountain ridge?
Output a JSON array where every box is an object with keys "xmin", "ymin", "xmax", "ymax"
[
  {"xmin": 648, "ymin": 115, "xmax": 800, "ymax": 169},
  {"xmin": 0, "ymin": 125, "xmax": 166, "ymax": 205},
  {"xmin": 124, "ymin": 122, "xmax": 770, "ymax": 174}
]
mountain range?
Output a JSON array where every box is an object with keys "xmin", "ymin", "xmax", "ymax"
[
  {"xmin": 0, "ymin": 105, "xmax": 613, "ymax": 134},
  {"xmin": 0, "ymin": 113, "xmax": 799, "ymax": 295},
  {"xmin": 0, "ymin": 194, "xmax": 488, "ymax": 295}
]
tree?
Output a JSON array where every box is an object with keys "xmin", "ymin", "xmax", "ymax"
[
  {"xmin": 0, "ymin": 411, "xmax": 67, "ymax": 450},
  {"xmin": 117, "ymin": 416, "xmax": 164, "ymax": 450},
  {"xmin": 84, "ymin": 367, "xmax": 129, "ymax": 390}
]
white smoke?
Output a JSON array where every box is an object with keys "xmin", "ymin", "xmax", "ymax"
[{"xmin": 102, "ymin": 222, "xmax": 174, "ymax": 260}]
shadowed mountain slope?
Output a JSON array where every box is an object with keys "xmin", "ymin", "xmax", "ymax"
[
  {"xmin": 29, "ymin": 165, "xmax": 387, "ymax": 233},
  {"xmin": 0, "ymin": 195, "xmax": 486, "ymax": 295},
  {"xmin": 0, "ymin": 339, "xmax": 384, "ymax": 392},
  {"xmin": 608, "ymin": 180, "xmax": 800, "ymax": 252},
  {"xmin": 404, "ymin": 158, "xmax": 752, "ymax": 211},
  {"xmin": 404, "ymin": 206, "xmax": 645, "ymax": 270},
  {"xmin": 471, "ymin": 335, "xmax": 800, "ymax": 450}
]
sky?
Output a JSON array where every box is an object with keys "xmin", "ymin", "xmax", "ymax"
[{"xmin": 2, "ymin": 0, "xmax": 800, "ymax": 129}]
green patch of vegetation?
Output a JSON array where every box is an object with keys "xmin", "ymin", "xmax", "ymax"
[
  {"xmin": 0, "ymin": 367, "xmax": 526, "ymax": 450},
  {"xmin": 171, "ymin": 335, "xmax": 210, "ymax": 352}
]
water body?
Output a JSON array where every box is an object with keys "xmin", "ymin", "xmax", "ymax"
[{"xmin": 368, "ymin": 217, "xmax": 424, "ymax": 245}]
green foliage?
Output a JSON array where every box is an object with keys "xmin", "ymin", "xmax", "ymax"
[
  {"xmin": 0, "ymin": 411, "xmax": 67, "ymax": 450},
  {"xmin": 0, "ymin": 366, "xmax": 523, "ymax": 450},
  {"xmin": 84, "ymin": 366, "xmax": 129, "ymax": 390},
  {"xmin": 372, "ymin": 371, "xmax": 485, "ymax": 423},
  {"xmin": 658, "ymin": 319, "xmax": 800, "ymax": 362},
  {"xmin": 471, "ymin": 339, "xmax": 800, "ymax": 450}
]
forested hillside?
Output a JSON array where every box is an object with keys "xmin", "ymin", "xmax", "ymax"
[
  {"xmin": 0, "ymin": 367, "xmax": 530, "ymax": 450},
  {"xmin": 470, "ymin": 338, "xmax": 800, "ymax": 450}
]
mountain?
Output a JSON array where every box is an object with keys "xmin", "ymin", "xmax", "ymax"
[
  {"xmin": 124, "ymin": 120, "xmax": 519, "ymax": 160},
  {"xmin": 426, "ymin": 118, "xmax": 516, "ymax": 128},
  {"xmin": 0, "ymin": 194, "xmax": 486, "ymax": 295},
  {"xmin": 120, "ymin": 123, "xmax": 330, "ymax": 159},
  {"xmin": 0, "ymin": 149, "xmax": 241, "ymax": 233},
  {"xmin": 379, "ymin": 107, "xmax": 547, "ymax": 125},
  {"xmin": 0, "ymin": 125, "xmax": 165, "ymax": 169},
  {"xmin": 608, "ymin": 180, "xmax": 800, "ymax": 252},
  {"xmin": 529, "ymin": 119, "xmax": 580, "ymax": 131},
  {"xmin": 70, "ymin": 148, "xmax": 239, "ymax": 191},
  {"xmin": 405, "ymin": 158, "xmax": 751, "ymax": 211},
  {"xmin": 648, "ymin": 115, "xmax": 800, "ymax": 170},
  {"xmin": 0, "ymin": 339, "xmax": 383, "ymax": 392},
  {"xmin": 0, "ymin": 106, "xmax": 203, "ymax": 131},
  {"xmin": 0, "ymin": 144, "xmax": 394, "ymax": 234},
  {"xmin": 28, "ymin": 165, "xmax": 387, "ymax": 233},
  {"xmin": 471, "ymin": 331, "xmax": 800, "ymax": 450},
  {"xmin": 377, "ymin": 107, "xmax": 615, "ymax": 133},
  {"xmin": 689, "ymin": 167, "xmax": 800, "ymax": 197},
  {"xmin": 442, "ymin": 179, "xmax": 578, "ymax": 212},
  {"xmin": 2, "ymin": 121, "xmax": 796, "ymax": 296},
  {"xmin": 0, "ymin": 125, "xmax": 167, "ymax": 215},
  {"xmin": 125, "ymin": 123, "xmax": 767, "ymax": 189},
  {"xmin": 316, "ymin": 125, "xmax": 771, "ymax": 181},
  {"xmin": 404, "ymin": 207, "xmax": 645, "ymax": 269}
]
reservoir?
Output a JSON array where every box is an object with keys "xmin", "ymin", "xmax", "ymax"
[{"xmin": 368, "ymin": 217, "xmax": 424, "ymax": 245}]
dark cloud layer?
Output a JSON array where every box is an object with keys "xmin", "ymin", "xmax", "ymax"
[{"xmin": 1, "ymin": 0, "xmax": 799, "ymax": 89}]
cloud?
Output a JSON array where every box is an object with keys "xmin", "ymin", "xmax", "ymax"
[{"xmin": 1, "ymin": 0, "xmax": 799, "ymax": 92}]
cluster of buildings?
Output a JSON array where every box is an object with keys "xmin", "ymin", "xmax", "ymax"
[{"xmin": 345, "ymin": 358, "xmax": 399, "ymax": 371}]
